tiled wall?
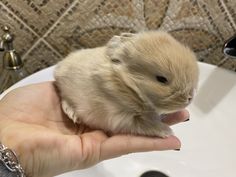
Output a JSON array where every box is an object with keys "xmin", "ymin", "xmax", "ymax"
[{"xmin": 0, "ymin": 0, "xmax": 236, "ymax": 78}]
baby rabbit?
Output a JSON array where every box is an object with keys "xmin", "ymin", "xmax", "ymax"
[{"xmin": 54, "ymin": 31, "xmax": 199, "ymax": 138}]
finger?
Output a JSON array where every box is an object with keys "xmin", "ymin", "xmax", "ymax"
[
  {"xmin": 161, "ymin": 109, "xmax": 190, "ymax": 126},
  {"xmin": 100, "ymin": 135, "xmax": 181, "ymax": 160}
]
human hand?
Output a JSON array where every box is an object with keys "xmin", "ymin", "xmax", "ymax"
[{"xmin": 0, "ymin": 82, "xmax": 189, "ymax": 177}]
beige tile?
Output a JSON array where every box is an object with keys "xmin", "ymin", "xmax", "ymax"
[
  {"xmin": 220, "ymin": 57, "xmax": 236, "ymax": 71},
  {"xmin": 1, "ymin": 0, "xmax": 235, "ymax": 73},
  {"xmin": 144, "ymin": 0, "xmax": 170, "ymax": 29},
  {"xmin": 201, "ymin": 45, "xmax": 225, "ymax": 65},
  {"xmin": 75, "ymin": 27, "xmax": 135, "ymax": 48},
  {"xmin": 45, "ymin": 0, "xmax": 139, "ymax": 56},
  {"xmin": 193, "ymin": 0, "xmax": 236, "ymax": 66},
  {"xmin": 1, "ymin": 0, "xmax": 75, "ymax": 35},
  {"xmin": 45, "ymin": 0, "xmax": 104, "ymax": 56},
  {"xmin": 95, "ymin": 0, "xmax": 135, "ymax": 17},
  {"xmin": 223, "ymin": 0, "xmax": 236, "ymax": 24},
  {"xmin": 199, "ymin": 0, "xmax": 236, "ymax": 40},
  {"xmin": 24, "ymin": 40, "xmax": 61, "ymax": 74},
  {"xmin": 170, "ymin": 28, "xmax": 219, "ymax": 52}
]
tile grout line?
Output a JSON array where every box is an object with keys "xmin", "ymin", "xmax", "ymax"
[
  {"xmin": 22, "ymin": 0, "xmax": 79, "ymax": 60},
  {"xmin": 22, "ymin": 38, "xmax": 42, "ymax": 60},
  {"xmin": 22, "ymin": 37, "xmax": 62, "ymax": 60},
  {"xmin": 217, "ymin": 56, "xmax": 229, "ymax": 66},
  {"xmin": 41, "ymin": 38, "xmax": 63, "ymax": 58},
  {"xmin": 218, "ymin": 0, "xmax": 236, "ymax": 29},
  {"xmin": 22, "ymin": 38, "xmax": 64, "ymax": 60},
  {"xmin": 0, "ymin": 1, "xmax": 62, "ymax": 60},
  {"xmin": 42, "ymin": 0, "xmax": 78, "ymax": 40},
  {"xmin": 0, "ymin": 1, "xmax": 40, "ymax": 38}
]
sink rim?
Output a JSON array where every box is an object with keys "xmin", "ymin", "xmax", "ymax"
[{"xmin": 1, "ymin": 62, "xmax": 236, "ymax": 177}]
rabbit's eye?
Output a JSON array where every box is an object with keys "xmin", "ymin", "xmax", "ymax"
[
  {"xmin": 111, "ymin": 58, "xmax": 121, "ymax": 64},
  {"xmin": 156, "ymin": 75, "xmax": 168, "ymax": 84}
]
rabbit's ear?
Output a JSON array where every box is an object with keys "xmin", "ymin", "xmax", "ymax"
[
  {"xmin": 107, "ymin": 33, "xmax": 135, "ymax": 48},
  {"xmin": 120, "ymin": 32, "xmax": 136, "ymax": 41},
  {"xmin": 106, "ymin": 33, "xmax": 136, "ymax": 62}
]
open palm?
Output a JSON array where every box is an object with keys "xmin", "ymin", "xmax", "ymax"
[{"xmin": 0, "ymin": 82, "xmax": 188, "ymax": 177}]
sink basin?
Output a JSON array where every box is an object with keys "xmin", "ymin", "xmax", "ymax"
[{"xmin": 1, "ymin": 62, "xmax": 236, "ymax": 177}]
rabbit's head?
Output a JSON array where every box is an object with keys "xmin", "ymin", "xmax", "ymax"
[{"xmin": 106, "ymin": 31, "xmax": 199, "ymax": 115}]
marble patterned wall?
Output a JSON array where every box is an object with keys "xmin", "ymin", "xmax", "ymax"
[{"xmin": 0, "ymin": 0, "xmax": 236, "ymax": 77}]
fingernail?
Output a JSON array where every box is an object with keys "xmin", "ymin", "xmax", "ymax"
[
  {"xmin": 174, "ymin": 149, "xmax": 181, "ymax": 151},
  {"xmin": 184, "ymin": 118, "xmax": 189, "ymax": 122}
]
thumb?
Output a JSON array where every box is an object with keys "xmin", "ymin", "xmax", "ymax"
[{"xmin": 100, "ymin": 135, "xmax": 181, "ymax": 160}]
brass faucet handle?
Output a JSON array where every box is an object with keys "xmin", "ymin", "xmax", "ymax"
[
  {"xmin": 0, "ymin": 25, "xmax": 15, "ymax": 51},
  {"xmin": 1, "ymin": 25, "xmax": 14, "ymax": 43},
  {"xmin": 0, "ymin": 37, "xmax": 4, "ymax": 51},
  {"xmin": 2, "ymin": 25, "xmax": 10, "ymax": 32},
  {"xmin": 0, "ymin": 26, "xmax": 8, "ymax": 51}
]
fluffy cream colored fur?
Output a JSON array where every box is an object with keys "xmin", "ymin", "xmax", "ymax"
[{"xmin": 54, "ymin": 31, "xmax": 199, "ymax": 137}]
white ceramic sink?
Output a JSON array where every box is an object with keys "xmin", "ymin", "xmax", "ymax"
[{"xmin": 1, "ymin": 62, "xmax": 236, "ymax": 177}]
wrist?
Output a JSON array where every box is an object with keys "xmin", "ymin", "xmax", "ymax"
[
  {"xmin": 0, "ymin": 161, "xmax": 18, "ymax": 177},
  {"xmin": 0, "ymin": 120, "xmax": 28, "ymax": 177},
  {"xmin": 0, "ymin": 141, "xmax": 26, "ymax": 177}
]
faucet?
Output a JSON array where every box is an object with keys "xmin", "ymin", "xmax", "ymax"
[
  {"xmin": 223, "ymin": 35, "xmax": 236, "ymax": 58},
  {"xmin": 0, "ymin": 26, "xmax": 23, "ymax": 69},
  {"xmin": 0, "ymin": 25, "xmax": 27, "ymax": 93}
]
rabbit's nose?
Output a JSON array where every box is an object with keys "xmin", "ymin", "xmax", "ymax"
[{"xmin": 187, "ymin": 89, "xmax": 195, "ymax": 103}]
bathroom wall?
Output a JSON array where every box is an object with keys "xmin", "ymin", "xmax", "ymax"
[{"xmin": 0, "ymin": 0, "xmax": 236, "ymax": 78}]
